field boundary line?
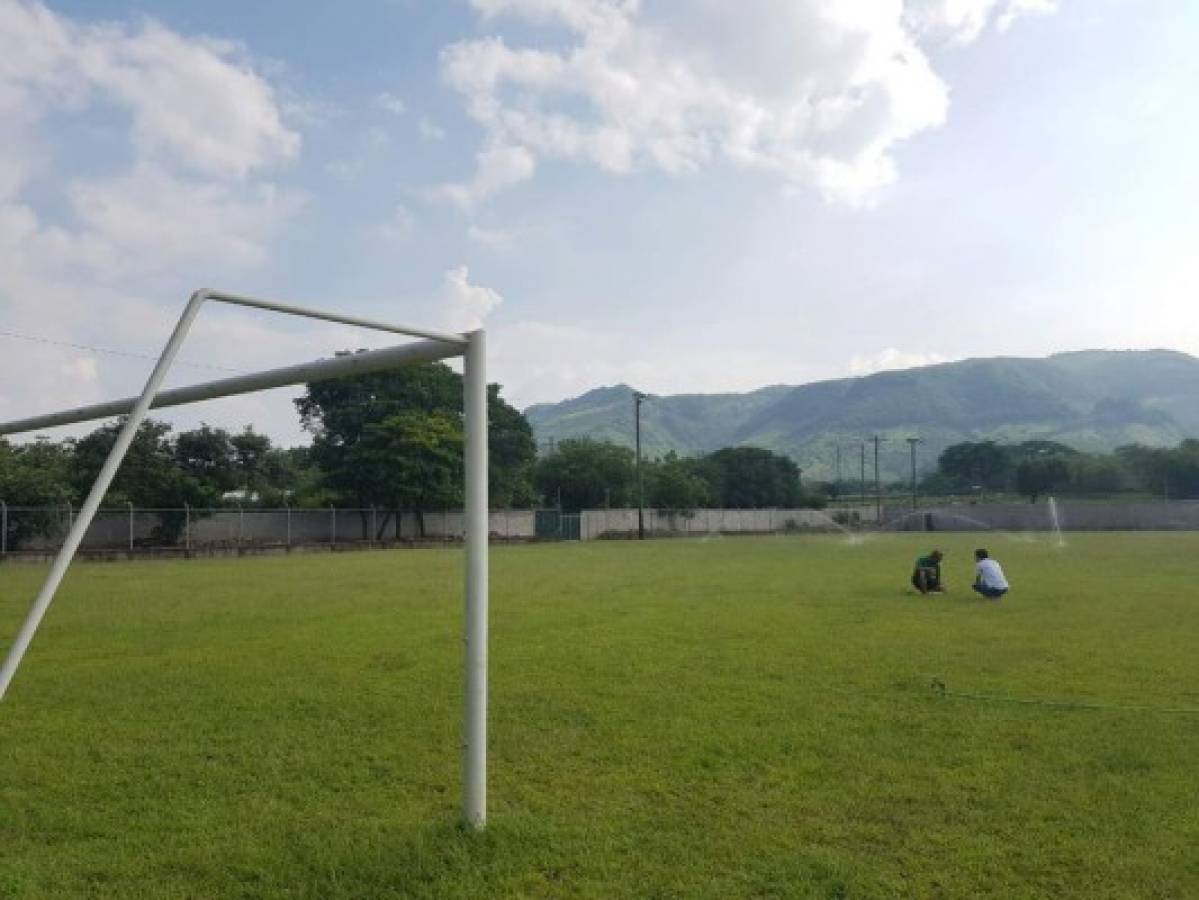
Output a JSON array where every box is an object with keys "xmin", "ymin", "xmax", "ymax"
[{"xmin": 929, "ymin": 678, "xmax": 1199, "ymax": 715}]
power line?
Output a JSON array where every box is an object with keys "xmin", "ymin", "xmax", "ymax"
[{"xmin": 0, "ymin": 328, "xmax": 246, "ymax": 375}]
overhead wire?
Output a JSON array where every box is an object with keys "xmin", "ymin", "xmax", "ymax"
[{"xmin": 0, "ymin": 327, "xmax": 248, "ymax": 375}]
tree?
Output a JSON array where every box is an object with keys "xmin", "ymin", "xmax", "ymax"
[
  {"xmin": 1010, "ymin": 440, "xmax": 1080, "ymax": 464},
  {"xmin": 257, "ymin": 446, "xmax": 330, "ymax": 508},
  {"xmin": 1068, "ymin": 454, "xmax": 1127, "ymax": 495},
  {"xmin": 295, "ymin": 361, "xmax": 536, "ymax": 533},
  {"xmin": 937, "ymin": 441, "xmax": 1011, "ymax": 491},
  {"xmin": 645, "ymin": 452, "xmax": 711, "ymax": 511},
  {"xmin": 70, "ymin": 419, "xmax": 215, "ymax": 542},
  {"xmin": 0, "ymin": 438, "xmax": 74, "ymax": 549},
  {"xmin": 534, "ymin": 439, "xmax": 635, "ymax": 512},
  {"xmin": 486, "ymin": 384, "xmax": 538, "ymax": 508},
  {"xmin": 230, "ymin": 427, "xmax": 273, "ymax": 501},
  {"xmin": 701, "ymin": 446, "xmax": 802, "ymax": 508},
  {"xmin": 174, "ymin": 425, "xmax": 238, "ymax": 495},
  {"xmin": 352, "ymin": 411, "xmax": 464, "ymax": 536},
  {"xmin": 1015, "ymin": 457, "xmax": 1071, "ymax": 503}
]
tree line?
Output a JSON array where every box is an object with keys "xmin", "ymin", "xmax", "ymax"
[
  {"xmin": 0, "ymin": 362, "xmax": 538, "ymax": 547},
  {"xmin": 0, "ymin": 363, "xmax": 824, "ymax": 548},
  {"xmin": 535, "ymin": 439, "xmax": 819, "ymax": 512},
  {"xmin": 922, "ymin": 438, "xmax": 1199, "ymax": 502}
]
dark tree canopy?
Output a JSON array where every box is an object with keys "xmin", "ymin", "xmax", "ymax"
[
  {"xmin": 534, "ymin": 438, "xmax": 635, "ymax": 512},
  {"xmin": 701, "ymin": 446, "xmax": 802, "ymax": 509},
  {"xmin": 0, "ymin": 438, "xmax": 74, "ymax": 549},
  {"xmin": 937, "ymin": 441, "xmax": 1012, "ymax": 491},
  {"xmin": 645, "ymin": 452, "xmax": 712, "ymax": 511},
  {"xmin": 295, "ymin": 361, "xmax": 536, "ymax": 510},
  {"xmin": 1015, "ymin": 457, "xmax": 1072, "ymax": 503}
]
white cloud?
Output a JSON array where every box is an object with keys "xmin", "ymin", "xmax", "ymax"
[
  {"xmin": 377, "ymin": 203, "xmax": 416, "ymax": 242},
  {"xmin": 996, "ymin": 0, "xmax": 1056, "ymax": 32},
  {"xmin": 66, "ymin": 166, "xmax": 303, "ymax": 275},
  {"xmin": 438, "ymin": 142, "xmax": 536, "ymax": 209},
  {"xmin": 0, "ymin": 1, "xmax": 300, "ymax": 178},
  {"xmin": 441, "ymin": 265, "xmax": 503, "ymax": 332},
  {"xmin": 324, "ymin": 158, "xmax": 363, "ymax": 183},
  {"xmin": 440, "ymin": 0, "xmax": 1055, "ymax": 205},
  {"xmin": 418, "ymin": 117, "xmax": 447, "ymax": 141},
  {"xmin": 467, "ymin": 223, "xmax": 515, "ymax": 247},
  {"xmin": 0, "ymin": 1, "xmax": 305, "ymax": 434},
  {"xmin": 375, "ymin": 91, "xmax": 406, "ymax": 115},
  {"xmin": 59, "ymin": 355, "xmax": 98, "ymax": 384},
  {"xmin": 0, "ymin": 2, "xmax": 303, "ymax": 277},
  {"xmin": 906, "ymin": 0, "xmax": 1057, "ymax": 43},
  {"xmin": 849, "ymin": 348, "xmax": 953, "ymax": 377}
]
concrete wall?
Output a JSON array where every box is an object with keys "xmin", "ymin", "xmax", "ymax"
[
  {"xmin": 883, "ymin": 500, "xmax": 1199, "ymax": 531},
  {"xmin": 7, "ymin": 499, "xmax": 1196, "ymax": 555},
  {"xmin": 580, "ymin": 507, "xmax": 877, "ymax": 540},
  {"xmin": 7, "ymin": 508, "xmax": 537, "ymax": 551}
]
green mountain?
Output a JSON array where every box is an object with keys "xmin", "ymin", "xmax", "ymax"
[{"xmin": 524, "ymin": 350, "xmax": 1199, "ymax": 480}]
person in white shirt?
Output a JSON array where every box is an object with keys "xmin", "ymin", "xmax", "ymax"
[{"xmin": 972, "ymin": 548, "xmax": 1009, "ymax": 600}]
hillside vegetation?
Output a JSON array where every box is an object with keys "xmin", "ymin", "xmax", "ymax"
[{"xmin": 526, "ymin": 350, "xmax": 1199, "ymax": 478}]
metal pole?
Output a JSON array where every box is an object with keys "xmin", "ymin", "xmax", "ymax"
[
  {"xmin": 285, "ymin": 503, "xmax": 291, "ymax": 548},
  {"xmin": 0, "ymin": 289, "xmax": 207, "ymax": 700},
  {"xmin": 907, "ymin": 437, "xmax": 921, "ymax": 510},
  {"xmin": 0, "ymin": 288, "xmax": 483, "ymax": 727},
  {"xmin": 238, "ymin": 504, "xmax": 244, "ymax": 547},
  {"xmin": 873, "ymin": 435, "xmax": 883, "ymax": 525},
  {"xmin": 185, "ymin": 502, "xmax": 191, "ymax": 552},
  {"xmin": 127, "ymin": 501, "xmax": 134, "ymax": 552},
  {"xmin": 0, "ymin": 340, "xmax": 462, "ymax": 436},
  {"xmin": 1, "ymin": 500, "xmax": 6, "ymax": 557},
  {"xmin": 330, "ymin": 505, "xmax": 336, "ymax": 548},
  {"xmin": 634, "ymin": 391, "xmax": 646, "ymax": 540},
  {"xmin": 371, "ymin": 506, "xmax": 377, "ymax": 544},
  {"xmin": 463, "ymin": 329, "xmax": 489, "ymax": 828},
  {"xmin": 860, "ymin": 443, "xmax": 866, "ymax": 510}
]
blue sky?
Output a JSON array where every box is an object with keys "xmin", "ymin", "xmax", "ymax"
[{"xmin": 1, "ymin": 0, "xmax": 1197, "ymax": 445}]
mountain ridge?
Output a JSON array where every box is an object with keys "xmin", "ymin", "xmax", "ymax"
[{"xmin": 524, "ymin": 349, "xmax": 1199, "ymax": 479}]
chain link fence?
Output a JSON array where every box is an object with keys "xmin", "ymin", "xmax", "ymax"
[
  {"xmin": 0, "ymin": 504, "xmax": 541, "ymax": 559},
  {"xmin": 881, "ymin": 500, "xmax": 1199, "ymax": 531},
  {"xmin": 3, "ymin": 499, "xmax": 1189, "ymax": 561}
]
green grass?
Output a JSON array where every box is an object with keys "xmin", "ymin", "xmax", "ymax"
[{"xmin": 2, "ymin": 534, "xmax": 1197, "ymax": 898}]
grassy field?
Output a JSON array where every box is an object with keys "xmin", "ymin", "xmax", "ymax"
[{"xmin": 1, "ymin": 533, "xmax": 1197, "ymax": 898}]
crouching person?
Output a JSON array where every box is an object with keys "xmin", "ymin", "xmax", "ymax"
[
  {"xmin": 911, "ymin": 550, "xmax": 945, "ymax": 594},
  {"xmin": 972, "ymin": 548, "xmax": 1009, "ymax": 600}
]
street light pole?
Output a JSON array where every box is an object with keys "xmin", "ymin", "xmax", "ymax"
[
  {"xmin": 873, "ymin": 435, "xmax": 884, "ymax": 524},
  {"xmin": 860, "ymin": 442, "xmax": 867, "ymax": 510},
  {"xmin": 906, "ymin": 437, "xmax": 922, "ymax": 510},
  {"xmin": 634, "ymin": 391, "xmax": 648, "ymax": 540}
]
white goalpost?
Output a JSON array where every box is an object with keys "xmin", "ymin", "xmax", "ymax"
[{"xmin": 0, "ymin": 288, "xmax": 491, "ymax": 828}]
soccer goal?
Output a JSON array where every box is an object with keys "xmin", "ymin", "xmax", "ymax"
[{"xmin": 0, "ymin": 289, "xmax": 491, "ymax": 828}]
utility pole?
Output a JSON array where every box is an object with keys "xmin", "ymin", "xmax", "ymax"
[
  {"xmin": 634, "ymin": 391, "xmax": 648, "ymax": 540},
  {"xmin": 860, "ymin": 442, "xmax": 867, "ymax": 510},
  {"xmin": 873, "ymin": 435, "xmax": 884, "ymax": 524},
  {"xmin": 906, "ymin": 437, "xmax": 922, "ymax": 510}
]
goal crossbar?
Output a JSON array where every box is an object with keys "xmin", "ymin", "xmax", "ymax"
[{"xmin": 0, "ymin": 288, "xmax": 491, "ymax": 828}]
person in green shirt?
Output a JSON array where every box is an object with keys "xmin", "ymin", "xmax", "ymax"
[{"xmin": 911, "ymin": 549, "xmax": 945, "ymax": 594}]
